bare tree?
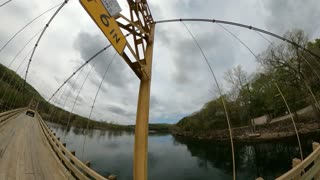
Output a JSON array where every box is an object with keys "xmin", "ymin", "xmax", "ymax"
[{"xmin": 224, "ymin": 65, "xmax": 253, "ymax": 130}]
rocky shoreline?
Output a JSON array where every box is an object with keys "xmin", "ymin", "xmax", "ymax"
[{"xmin": 172, "ymin": 120, "xmax": 320, "ymax": 142}]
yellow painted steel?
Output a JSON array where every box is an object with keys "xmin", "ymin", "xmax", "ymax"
[
  {"xmin": 134, "ymin": 24, "xmax": 155, "ymax": 180},
  {"xmin": 80, "ymin": 0, "xmax": 155, "ymax": 179},
  {"xmin": 79, "ymin": 0, "xmax": 127, "ymax": 55}
]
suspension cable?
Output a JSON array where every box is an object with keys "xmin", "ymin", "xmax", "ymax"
[
  {"xmin": 44, "ymin": 44, "xmax": 115, "ymax": 138},
  {"xmin": 59, "ymin": 68, "xmax": 85, "ymax": 118},
  {"xmin": 48, "ymin": 44, "xmax": 112, "ymax": 102},
  {"xmin": 0, "ymin": 28, "xmax": 43, "ymax": 84},
  {"xmin": 181, "ymin": 22, "xmax": 236, "ymax": 180},
  {"xmin": 218, "ymin": 24, "xmax": 304, "ymax": 160},
  {"xmin": 9, "ymin": 28, "xmax": 44, "ymax": 67},
  {"xmin": 2, "ymin": 48, "xmax": 33, "ymax": 108},
  {"xmin": 256, "ymin": 31, "xmax": 320, "ymax": 110},
  {"xmin": 154, "ymin": 18, "xmax": 320, "ymax": 60},
  {"xmin": 50, "ymin": 84, "xmax": 69, "ymax": 122},
  {"xmin": 0, "ymin": 2, "xmax": 62, "ymax": 54},
  {"xmin": 255, "ymin": 31, "xmax": 273, "ymax": 45},
  {"xmin": 36, "ymin": 32, "xmax": 128, "ymax": 102},
  {"xmin": 81, "ymin": 52, "xmax": 117, "ymax": 160},
  {"xmin": 24, "ymin": 0, "xmax": 69, "ymax": 95},
  {"xmin": 60, "ymin": 68, "xmax": 84, "ymax": 139},
  {"xmin": 274, "ymin": 82, "xmax": 304, "ymax": 160},
  {"xmin": 217, "ymin": 24, "xmax": 259, "ymax": 60},
  {"xmin": 64, "ymin": 53, "xmax": 101, "ymax": 137},
  {"xmin": 0, "ymin": 0, "xmax": 12, "ymax": 7},
  {"xmin": 7, "ymin": 58, "xmax": 30, "ymax": 109}
]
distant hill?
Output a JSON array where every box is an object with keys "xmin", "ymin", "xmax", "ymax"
[
  {"xmin": 0, "ymin": 63, "xmax": 173, "ymax": 132},
  {"xmin": 0, "ymin": 63, "xmax": 44, "ymax": 109}
]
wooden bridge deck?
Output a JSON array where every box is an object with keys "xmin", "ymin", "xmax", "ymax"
[{"xmin": 0, "ymin": 111, "xmax": 71, "ymax": 180}]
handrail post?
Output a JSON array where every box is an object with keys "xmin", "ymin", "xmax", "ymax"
[
  {"xmin": 85, "ymin": 161, "xmax": 91, "ymax": 177},
  {"xmin": 313, "ymin": 142, "xmax": 320, "ymax": 151},
  {"xmin": 70, "ymin": 151, "xmax": 76, "ymax": 163},
  {"xmin": 108, "ymin": 175, "xmax": 117, "ymax": 180},
  {"xmin": 313, "ymin": 142, "xmax": 320, "ymax": 178},
  {"xmin": 70, "ymin": 150, "xmax": 76, "ymax": 177},
  {"xmin": 292, "ymin": 158, "xmax": 302, "ymax": 180}
]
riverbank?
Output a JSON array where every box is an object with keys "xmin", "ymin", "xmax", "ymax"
[
  {"xmin": 173, "ymin": 119, "xmax": 320, "ymax": 142},
  {"xmin": 41, "ymin": 112, "xmax": 173, "ymax": 133}
]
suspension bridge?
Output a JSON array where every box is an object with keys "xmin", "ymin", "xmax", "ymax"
[{"xmin": 0, "ymin": 0, "xmax": 320, "ymax": 179}]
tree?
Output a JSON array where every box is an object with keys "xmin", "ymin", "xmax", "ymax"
[
  {"xmin": 258, "ymin": 29, "xmax": 318, "ymax": 113},
  {"xmin": 224, "ymin": 65, "xmax": 252, "ymax": 129}
]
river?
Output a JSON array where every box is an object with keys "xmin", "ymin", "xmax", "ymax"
[{"xmin": 46, "ymin": 121, "xmax": 320, "ymax": 180}]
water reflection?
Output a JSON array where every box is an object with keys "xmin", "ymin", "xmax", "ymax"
[{"xmin": 46, "ymin": 121, "xmax": 320, "ymax": 180}]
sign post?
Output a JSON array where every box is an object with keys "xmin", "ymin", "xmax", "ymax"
[{"xmin": 79, "ymin": 1, "xmax": 155, "ymax": 180}]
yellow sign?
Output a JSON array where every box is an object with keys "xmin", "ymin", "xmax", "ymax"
[{"xmin": 80, "ymin": 0, "xmax": 127, "ymax": 54}]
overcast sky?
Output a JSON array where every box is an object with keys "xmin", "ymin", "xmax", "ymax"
[{"xmin": 0, "ymin": 0, "xmax": 319, "ymax": 125}]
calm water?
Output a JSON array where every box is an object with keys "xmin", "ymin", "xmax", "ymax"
[{"xmin": 46, "ymin": 122, "xmax": 320, "ymax": 180}]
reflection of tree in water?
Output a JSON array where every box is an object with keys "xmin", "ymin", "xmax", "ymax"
[
  {"xmin": 62, "ymin": 126, "xmax": 72, "ymax": 138},
  {"xmin": 173, "ymin": 136, "xmax": 316, "ymax": 179},
  {"xmin": 57, "ymin": 125, "xmax": 65, "ymax": 132},
  {"xmin": 65, "ymin": 126, "xmax": 71, "ymax": 133},
  {"xmin": 149, "ymin": 132, "xmax": 170, "ymax": 137},
  {"xmin": 173, "ymin": 137, "xmax": 234, "ymax": 175},
  {"xmin": 87, "ymin": 129, "xmax": 95, "ymax": 139},
  {"xmin": 72, "ymin": 127, "xmax": 82, "ymax": 135},
  {"xmin": 96, "ymin": 129, "xmax": 127, "ymax": 141},
  {"xmin": 98, "ymin": 129, "xmax": 107, "ymax": 140},
  {"xmin": 107, "ymin": 131, "xmax": 123, "ymax": 138}
]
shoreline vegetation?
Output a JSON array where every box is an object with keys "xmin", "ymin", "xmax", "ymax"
[
  {"xmin": 1, "ymin": 29, "xmax": 320, "ymax": 142},
  {"xmin": 173, "ymin": 30, "xmax": 320, "ymax": 141},
  {"xmin": 172, "ymin": 116, "xmax": 320, "ymax": 142}
]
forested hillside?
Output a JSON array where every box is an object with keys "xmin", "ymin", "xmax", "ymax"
[
  {"xmin": 0, "ymin": 63, "xmax": 130, "ymax": 129},
  {"xmin": 176, "ymin": 30, "xmax": 320, "ymax": 135},
  {"xmin": 0, "ymin": 64, "xmax": 172, "ymax": 131}
]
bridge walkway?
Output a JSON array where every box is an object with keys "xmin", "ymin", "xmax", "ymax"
[{"xmin": 0, "ymin": 111, "xmax": 71, "ymax": 180}]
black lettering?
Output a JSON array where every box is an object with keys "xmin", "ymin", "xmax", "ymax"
[
  {"xmin": 100, "ymin": 14, "xmax": 121, "ymax": 44},
  {"xmin": 113, "ymin": 34, "xmax": 120, "ymax": 44},
  {"xmin": 100, "ymin": 14, "xmax": 110, "ymax": 27}
]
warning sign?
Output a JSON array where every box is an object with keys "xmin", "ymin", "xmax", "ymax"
[{"xmin": 80, "ymin": 0, "xmax": 127, "ymax": 55}]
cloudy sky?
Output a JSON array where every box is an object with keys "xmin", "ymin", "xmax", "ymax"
[{"xmin": 0, "ymin": 0, "xmax": 319, "ymax": 124}]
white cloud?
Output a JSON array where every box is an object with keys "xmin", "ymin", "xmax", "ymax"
[{"xmin": 0, "ymin": 0, "xmax": 319, "ymax": 125}]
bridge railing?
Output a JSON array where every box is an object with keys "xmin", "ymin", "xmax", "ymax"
[
  {"xmin": 0, "ymin": 107, "xmax": 26, "ymax": 124},
  {"xmin": 273, "ymin": 142, "xmax": 320, "ymax": 180},
  {"xmin": 36, "ymin": 112, "xmax": 115, "ymax": 180},
  {"xmin": 0, "ymin": 107, "xmax": 25, "ymax": 117}
]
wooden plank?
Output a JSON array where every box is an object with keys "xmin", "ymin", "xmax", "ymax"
[
  {"xmin": 300, "ymin": 159, "xmax": 320, "ymax": 179},
  {"xmin": 0, "ymin": 112, "xmax": 70, "ymax": 180},
  {"xmin": 29, "ymin": 119, "xmax": 46, "ymax": 180},
  {"xmin": 0, "ymin": 109, "xmax": 25, "ymax": 125},
  {"xmin": 292, "ymin": 158, "xmax": 301, "ymax": 180},
  {"xmin": 0, "ymin": 108, "xmax": 25, "ymax": 117},
  {"xmin": 37, "ymin": 112, "xmax": 108, "ymax": 180},
  {"xmin": 1, "ymin": 115, "xmax": 24, "ymax": 180},
  {"xmin": 0, "ymin": 173, "xmax": 6, "ymax": 180},
  {"xmin": 16, "ymin": 134, "xmax": 26, "ymax": 180},
  {"xmin": 313, "ymin": 142, "xmax": 320, "ymax": 151},
  {"xmin": 38, "ymin": 117, "xmax": 88, "ymax": 180},
  {"xmin": 277, "ymin": 145, "xmax": 320, "ymax": 179},
  {"xmin": 24, "ymin": 121, "xmax": 33, "ymax": 174},
  {"xmin": 25, "ymin": 174, "xmax": 35, "ymax": 180},
  {"xmin": 46, "ymin": 132, "xmax": 89, "ymax": 180}
]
